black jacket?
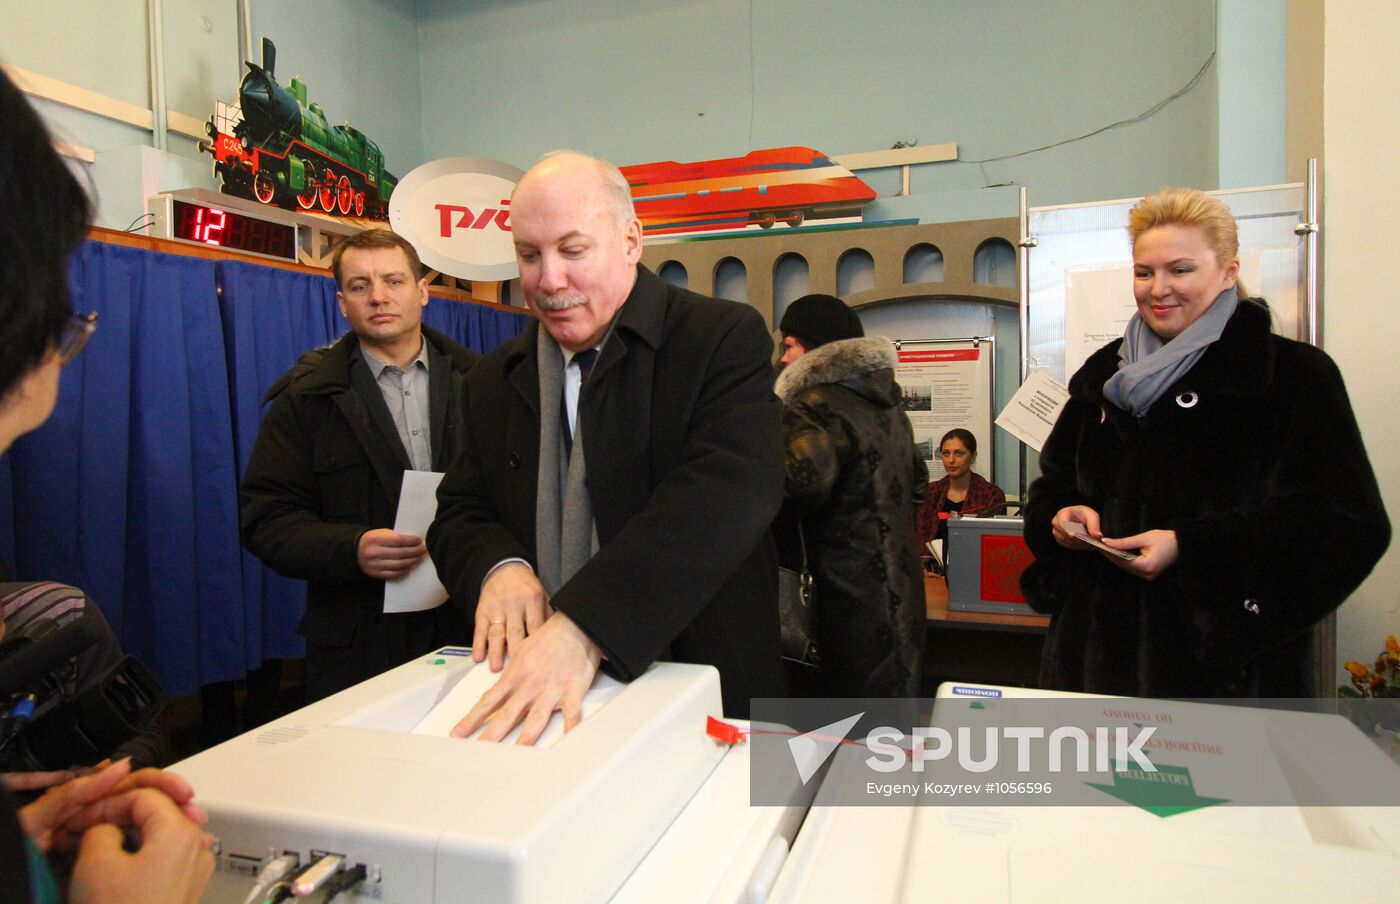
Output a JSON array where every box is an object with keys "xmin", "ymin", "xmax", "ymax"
[
  {"xmin": 776, "ymin": 337, "xmax": 928, "ymax": 697},
  {"xmin": 1021, "ymin": 300, "xmax": 1390, "ymax": 696},
  {"xmin": 427, "ymin": 267, "xmax": 784, "ymax": 716},
  {"xmin": 240, "ymin": 326, "xmax": 478, "ymax": 651}
]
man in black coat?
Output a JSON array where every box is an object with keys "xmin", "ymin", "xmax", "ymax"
[
  {"xmin": 240, "ymin": 229, "xmax": 476, "ymax": 701},
  {"xmin": 427, "ymin": 151, "xmax": 784, "ymax": 739}
]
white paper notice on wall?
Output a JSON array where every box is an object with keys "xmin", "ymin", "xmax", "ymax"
[
  {"xmin": 383, "ymin": 469, "xmax": 449, "ymax": 614},
  {"xmin": 995, "ymin": 370, "xmax": 1070, "ymax": 453}
]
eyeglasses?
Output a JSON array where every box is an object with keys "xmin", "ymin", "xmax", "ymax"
[{"xmin": 58, "ymin": 312, "xmax": 98, "ymax": 366}]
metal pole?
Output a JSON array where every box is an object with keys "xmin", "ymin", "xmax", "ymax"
[
  {"xmin": 984, "ymin": 336, "xmax": 997, "ymax": 483},
  {"xmin": 146, "ymin": 0, "xmax": 168, "ymax": 152},
  {"xmin": 1295, "ymin": 158, "xmax": 1321, "ymax": 347},
  {"xmin": 1016, "ymin": 186, "xmax": 1036, "ymax": 503},
  {"xmin": 238, "ymin": 0, "xmax": 255, "ymax": 76}
]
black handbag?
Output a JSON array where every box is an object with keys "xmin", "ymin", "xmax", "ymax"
[{"xmin": 778, "ymin": 523, "xmax": 819, "ymax": 667}]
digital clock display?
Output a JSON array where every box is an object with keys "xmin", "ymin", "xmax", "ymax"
[{"xmin": 171, "ymin": 199, "xmax": 297, "ymax": 261}]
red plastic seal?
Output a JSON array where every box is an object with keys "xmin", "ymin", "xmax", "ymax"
[{"xmin": 706, "ymin": 715, "xmax": 748, "ymax": 746}]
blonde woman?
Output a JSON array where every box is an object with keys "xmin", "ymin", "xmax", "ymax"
[{"xmin": 1021, "ymin": 188, "xmax": 1389, "ymax": 697}]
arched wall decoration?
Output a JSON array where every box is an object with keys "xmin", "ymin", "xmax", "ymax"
[{"xmin": 639, "ymin": 217, "xmax": 1020, "ymax": 329}]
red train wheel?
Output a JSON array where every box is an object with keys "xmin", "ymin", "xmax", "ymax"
[
  {"xmin": 354, "ymin": 192, "xmax": 365, "ymax": 217},
  {"xmin": 785, "ymin": 210, "xmax": 806, "ymax": 227},
  {"xmin": 337, "ymin": 175, "xmax": 353, "ymax": 215},
  {"xmin": 319, "ymin": 169, "xmax": 336, "ymax": 212},
  {"xmin": 252, "ymin": 170, "xmax": 277, "ymax": 205}
]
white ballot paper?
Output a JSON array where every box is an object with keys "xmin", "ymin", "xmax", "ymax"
[
  {"xmin": 383, "ymin": 470, "xmax": 449, "ymax": 614},
  {"xmin": 995, "ymin": 369, "xmax": 1070, "ymax": 452},
  {"xmin": 411, "ymin": 658, "xmax": 626, "ymax": 748}
]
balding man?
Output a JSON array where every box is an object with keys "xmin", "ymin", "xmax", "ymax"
[{"xmin": 427, "ymin": 151, "xmax": 784, "ymax": 742}]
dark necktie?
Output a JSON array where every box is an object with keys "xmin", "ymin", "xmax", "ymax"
[{"xmin": 562, "ymin": 348, "xmax": 598, "ymax": 457}]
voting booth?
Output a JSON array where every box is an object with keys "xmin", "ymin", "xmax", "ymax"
[
  {"xmin": 173, "ymin": 652, "xmax": 812, "ymax": 903},
  {"xmin": 768, "ymin": 682, "xmax": 1400, "ymax": 903},
  {"xmin": 945, "ymin": 515, "xmax": 1034, "ymax": 615}
]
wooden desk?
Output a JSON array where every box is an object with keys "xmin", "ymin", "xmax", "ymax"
[
  {"xmin": 925, "ymin": 575, "xmax": 1049, "ymax": 633},
  {"xmin": 922, "ymin": 575, "xmax": 1048, "ymax": 693}
]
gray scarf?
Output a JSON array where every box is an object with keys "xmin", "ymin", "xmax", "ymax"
[
  {"xmin": 1103, "ymin": 286, "xmax": 1238, "ymax": 417},
  {"xmin": 535, "ymin": 329, "xmax": 598, "ymax": 595}
]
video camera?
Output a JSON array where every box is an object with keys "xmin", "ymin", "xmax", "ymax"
[{"xmin": 0, "ymin": 609, "xmax": 164, "ymax": 770}]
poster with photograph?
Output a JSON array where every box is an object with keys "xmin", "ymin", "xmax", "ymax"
[{"xmin": 895, "ymin": 342, "xmax": 993, "ymax": 480}]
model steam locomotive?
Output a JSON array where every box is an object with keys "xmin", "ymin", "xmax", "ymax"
[{"xmin": 203, "ymin": 38, "xmax": 396, "ymax": 219}]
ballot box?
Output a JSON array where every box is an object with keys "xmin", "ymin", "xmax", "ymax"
[
  {"xmin": 945, "ymin": 515, "xmax": 1034, "ymax": 615},
  {"xmin": 174, "ymin": 652, "xmax": 811, "ymax": 904},
  {"xmin": 767, "ymin": 683, "xmax": 1400, "ymax": 904}
]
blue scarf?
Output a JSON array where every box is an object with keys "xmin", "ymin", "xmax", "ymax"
[{"xmin": 1102, "ymin": 286, "xmax": 1239, "ymax": 417}]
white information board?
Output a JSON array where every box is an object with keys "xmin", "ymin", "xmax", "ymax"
[
  {"xmin": 894, "ymin": 340, "xmax": 994, "ymax": 480},
  {"xmin": 1028, "ymin": 184, "xmax": 1306, "ymax": 386}
]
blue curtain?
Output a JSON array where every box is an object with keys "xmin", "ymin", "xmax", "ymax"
[
  {"xmin": 2, "ymin": 243, "xmax": 245, "ymax": 693},
  {"xmin": 0, "ymin": 241, "xmax": 528, "ymax": 695},
  {"xmin": 216, "ymin": 260, "xmax": 341, "ymax": 670}
]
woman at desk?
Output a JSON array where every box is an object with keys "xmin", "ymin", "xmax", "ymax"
[
  {"xmin": 1020, "ymin": 187, "xmax": 1389, "ymax": 698},
  {"xmin": 916, "ymin": 428, "xmax": 1006, "ymax": 547}
]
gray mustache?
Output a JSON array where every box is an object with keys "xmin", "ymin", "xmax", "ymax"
[{"xmin": 535, "ymin": 292, "xmax": 588, "ymax": 311}]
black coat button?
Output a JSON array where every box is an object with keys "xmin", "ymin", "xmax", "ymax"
[{"xmin": 508, "ymin": 453, "xmax": 521, "ymax": 470}]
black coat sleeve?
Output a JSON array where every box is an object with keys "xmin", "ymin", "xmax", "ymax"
[
  {"xmin": 781, "ymin": 388, "xmax": 853, "ymax": 516},
  {"xmin": 427, "ymin": 373, "xmax": 534, "ymax": 619},
  {"xmin": 239, "ymin": 394, "xmax": 364, "ymax": 582},
  {"xmin": 1172, "ymin": 346, "xmax": 1390, "ymax": 662},
  {"xmin": 1019, "ymin": 378, "xmax": 1098, "ymax": 614}
]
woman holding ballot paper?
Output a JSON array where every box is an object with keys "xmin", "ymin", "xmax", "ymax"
[{"xmin": 1021, "ymin": 187, "xmax": 1389, "ymax": 697}]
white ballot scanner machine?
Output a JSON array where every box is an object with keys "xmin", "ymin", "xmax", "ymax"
[
  {"xmin": 768, "ymin": 682, "xmax": 1400, "ymax": 903},
  {"xmin": 173, "ymin": 651, "xmax": 811, "ymax": 903}
]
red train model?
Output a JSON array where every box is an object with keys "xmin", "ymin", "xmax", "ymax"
[{"xmin": 621, "ymin": 146, "xmax": 876, "ymax": 236}]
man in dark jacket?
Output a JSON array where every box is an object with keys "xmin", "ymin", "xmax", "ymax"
[
  {"xmin": 427, "ymin": 152, "xmax": 784, "ymax": 740},
  {"xmin": 240, "ymin": 229, "xmax": 476, "ymax": 701},
  {"xmin": 775, "ymin": 294, "xmax": 928, "ymax": 697}
]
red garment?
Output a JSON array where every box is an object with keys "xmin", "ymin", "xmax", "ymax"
[{"xmin": 916, "ymin": 472, "xmax": 1007, "ymax": 545}]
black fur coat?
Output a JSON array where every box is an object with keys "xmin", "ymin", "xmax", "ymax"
[
  {"xmin": 776, "ymin": 337, "xmax": 928, "ymax": 697},
  {"xmin": 1021, "ymin": 300, "xmax": 1389, "ymax": 696}
]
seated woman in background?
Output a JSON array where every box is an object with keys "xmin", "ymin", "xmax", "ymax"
[
  {"xmin": 1020, "ymin": 187, "xmax": 1388, "ymax": 698},
  {"xmin": 916, "ymin": 428, "xmax": 1006, "ymax": 547}
]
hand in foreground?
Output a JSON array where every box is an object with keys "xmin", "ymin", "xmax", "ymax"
[
  {"xmin": 1051, "ymin": 505, "xmax": 1103, "ymax": 549},
  {"xmin": 357, "ymin": 528, "xmax": 427, "ymax": 580},
  {"xmin": 19, "ymin": 759, "xmax": 207, "ymax": 854},
  {"xmin": 1100, "ymin": 530, "xmax": 1179, "ymax": 581},
  {"xmin": 452, "ymin": 611, "xmax": 602, "ymax": 746},
  {"xmin": 474, "ymin": 562, "xmax": 554, "ymax": 672},
  {"xmin": 4, "ymin": 764, "xmax": 103, "ymax": 794},
  {"xmin": 66, "ymin": 788, "xmax": 214, "ymax": 904}
]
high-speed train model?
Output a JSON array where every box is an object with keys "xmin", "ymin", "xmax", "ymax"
[{"xmin": 621, "ymin": 146, "xmax": 876, "ymax": 236}]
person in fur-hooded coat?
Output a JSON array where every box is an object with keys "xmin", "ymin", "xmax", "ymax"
[{"xmin": 774, "ymin": 295, "xmax": 928, "ymax": 697}]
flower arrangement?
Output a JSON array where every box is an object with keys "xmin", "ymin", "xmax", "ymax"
[{"xmin": 1339, "ymin": 635, "xmax": 1399, "ymax": 699}]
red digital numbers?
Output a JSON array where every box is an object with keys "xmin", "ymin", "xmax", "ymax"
[
  {"xmin": 172, "ymin": 200, "xmax": 295, "ymax": 260},
  {"xmin": 180, "ymin": 203, "xmax": 226, "ymax": 245},
  {"xmin": 189, "ymin": 206, "xmax": 227, "ymax": 245}
]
